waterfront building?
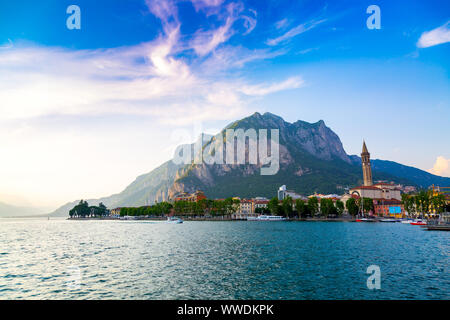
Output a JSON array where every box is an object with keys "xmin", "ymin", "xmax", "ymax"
[
  {"xmin": 110, "ymin": 207, "xmax": 121, "ymax": 216},
  {"xmin": 231, "ymin": 199, "xmax": 254, "ymax": 220},
  {"xmin": 173, "ymin": 190, "xmax": 207, "ymax": 202},
  {"xmin": 277, "ymin": 185, "xmax": 307, "ymax": 201},
  {"xmin": 373, "ymin": 199, "xmax": 404, "ymax": 218},
  {"xmin": 350, "ymin": 183, "xmax": 402, "ymax": 201},
  {"xmin": 240, "ymin": 199, "xmax": 253, "ymax": 214},
  {"xmin": 253, "ymin": 199, "xmax": 269, "ymax": 210}
]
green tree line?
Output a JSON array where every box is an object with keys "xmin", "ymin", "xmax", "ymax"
[
  {"xmin": 402, "ymin": 190, "xmax": 447, "ymax": 218},
  {"xmin": 267, "ymin": 196, "xmax": 345, "ymax": 218},
  {"xmin": 119, "ymin": 202, "xmax": 173, "ymax": 217},
  {"xmin": 69, "ymin": 200, "xmax": 108, "ymax": 218},
  {"xmin": 173, "ymin": 198, "xmax": 240, "ymax": 217}
]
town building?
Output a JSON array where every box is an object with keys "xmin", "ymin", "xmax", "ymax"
[
  {"xmin": 173, "ymin": 190, "xmax": 207, "ymax": 202},
  {"xmin": 350, "ymin": 183, "xmax": 402, "ymax": 201},
  {"xmin": 277, "ymin": 185, "xmax": 307, "ymax": 201},
  {"xmin": 110, "ymin": 207, "xmax": 121, "ymax": 216},
  {"xmin": 373, "ymin": 199, "xmax": 404, "ymax": 218},
  {"xmin": 253, "ymin": 199, "xmax": 269, "ymax": 211}
]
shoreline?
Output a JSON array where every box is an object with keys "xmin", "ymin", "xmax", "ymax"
[{"xmin": 67, "ymin": 216, "xmax": 359, "ymax": 222}]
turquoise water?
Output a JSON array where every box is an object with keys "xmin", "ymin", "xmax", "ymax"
[{"xmin": 0, "ymin": 218, "xmax": 448, "ymax": 299}]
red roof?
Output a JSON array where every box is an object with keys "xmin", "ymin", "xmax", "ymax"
[{"xmin": 351, "ymin": 186, "xmax": 380, "ymax": 190}]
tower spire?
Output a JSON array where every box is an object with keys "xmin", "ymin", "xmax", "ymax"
[
  {"xmin": 362, "ymin": 140, "xmax": 368, "ymax": 154},
  {"xmin": 361, "ymin": 140, "xmax": 372, "ymax": 186}
]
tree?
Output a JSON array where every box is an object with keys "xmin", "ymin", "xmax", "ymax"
[
  {"xmin": 320, "ymin": 198, "xmax": 337, "ymax": 217},
  {"xmin": 362, "ymin": 197, "xmax": 374, "ymax": 215},
  {"xmin": 223, "ymin": 198, "xmax": 239, "ymax": 218},
  {"xmin": 335, "ymin": 200, "xmax": 344, "ymax": 216},
  {"xmin": 295, "ymin": 199, "xmax": 307, "ymax": 218},
  {"xmin": 69, "ymin": 200, "xmax": 90, "ymax": 218},
  {"xmin": 268, "ymin": 197, "xmax": 281, "ymax": 215},
  {"xmin": 402, "ymin": 194, "xmax": 416, "ymax": 217},
  {"xmin": 416, "ymin": 190, "xmax": 431, "ymax": 217},
  {"xmin": 431, "ymin": 194, "xmax": 446, "ymax": 216},
  {"xmin": 98, "ymin": 202, "xmax": 107, "ymax": 216},
  {"xmin": 346, "ymin": 198, "xmax": 359, "ymax": 217},
  {"xmin": 281, "ymin": 196, "xmax": 293, "ymax": 218},
  {"xmin": 307, "ymin": 197, "xmax": 319, "ymax": 217}
]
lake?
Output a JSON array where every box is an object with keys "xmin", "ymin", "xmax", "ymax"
[{"xmin": 0, "ymin": 218, "xmax": 448, "ymax": 299}]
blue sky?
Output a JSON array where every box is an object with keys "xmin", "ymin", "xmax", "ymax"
[{"xmin": 0, "ymin": 0, "xmax": 449, "ymax": 208}]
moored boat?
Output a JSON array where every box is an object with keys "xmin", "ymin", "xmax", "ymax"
[
  {"xmin": 167, "ymin": 217, "xmax": 183, "ymax": 224},
  {"xmin": 410, "ymin": 219, "xmax": 427, "ymax": 225},
  {"xmin": 380, "ymin": 218, "xmax": 397, "ymax": 223},
  {"xmin": 356, "ymin": 217, "xmax": 377, "ymax": 222},
  {"xmin": 247, "ymin": 215, "xmax": 287, "ymax": 221}
]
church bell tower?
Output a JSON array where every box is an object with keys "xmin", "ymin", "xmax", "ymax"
[{"xmin": 361, "ymin": 141, "xmax": 373, "ymax": 186}]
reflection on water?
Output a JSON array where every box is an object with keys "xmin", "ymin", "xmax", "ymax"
[{"xmin": 0, "ymin": 218, "xmax": 448, "ymax": 299}]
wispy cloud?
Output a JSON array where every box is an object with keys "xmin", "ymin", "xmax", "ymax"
[
  {"xmin": 417, "ymin": 21, "xmax": 450, "ymax": 48},
  {"xmin": 190, "ymin": 2, "xmax": 256, "ymax": 56},
  {"xmin": 0, "ymin": 39, "xmax": 13, "ymax": 49},
  {"xmin": 266, "ymin": 19, "xmax": 326, "ymax": 46},
  {"xmin": 275, "ymin": 18, "xmax": 289, "ymax": 30},
  {"xmin": 0, "ymin": 2, "xmax": 300, "ymax": 124},
  {"xmin": 240, "ymin": 76, "xmax": 304, "ymax": 96}
]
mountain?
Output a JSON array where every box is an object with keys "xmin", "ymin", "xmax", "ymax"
[
  {"xmin": 167, "ymin": 112, "xmax": 414, "ymax": 199},
  {"xmin": 50, "ymin": 112, "xmax": 450, "ymax": 216},
  {"xmin": 0, "ymin": 202, "xmax": 49, "ymax": 217},
  {"xmin": 350, "ymin": 156, "xmax": 450, "ymax": 188}
]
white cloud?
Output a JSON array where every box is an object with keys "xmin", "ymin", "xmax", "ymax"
[
  {"xmin": 428, "ymin": 156, "xmax": 450, "ymax": 177},
  {"xmin": 417, "ymin": 21, "xmax": 450, "ymax": 48},
  {"xmin": 275, "ymin": 18, "xmax": 289, "ymax": 30},
  {"xmin": 267, "ymin": 19, "xmax": 326, "ymax": 46},
  {"xmin": 190, "ymin": 2, "xmax": 256, "ymax": 56},
  {"xmin": 240, "ymin": 76, "xmax": 304, "ymax": 96}
]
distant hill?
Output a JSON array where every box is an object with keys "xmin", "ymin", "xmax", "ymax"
[
  {"xmin": 50, "ymin": 112, "xmax": 450, "ymax": 217},
  {"xmin": 349, "ymin": 156, "xmax": 450, "ymax": 188},
  {"xmin": 0, "ymin": 202, "xmax": 49, "ymax": 217}
]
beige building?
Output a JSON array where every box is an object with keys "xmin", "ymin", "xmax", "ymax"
[
  {"xmin": 232, "ymin": 199, "xmax": 254, "ymax": 220},
  {"xmin": 350, "ymin": 182, "xmax": 402, "ymax": 201}
]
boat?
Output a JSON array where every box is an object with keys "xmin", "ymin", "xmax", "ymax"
[
  {"xmin": 401, "ymin": 220, "xmax": 414, "ymax": 224},
  {"xmin": 247, "ymin": 215, "xmax": 287, "ymax": 221},
  {"xmin": 356, "ymin": 217, "xmax": 377, "ymax": 222},
  {"xmin": 380, "ymin": 218, "xmax": 397, "ymax": 223},
  {"xmin": 410, "ymin": 219, "xmax": 427, "ymax": 225},
  {"xmin": 166, "ymin": 217, "xmax": 183, "ymax": 224}
]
